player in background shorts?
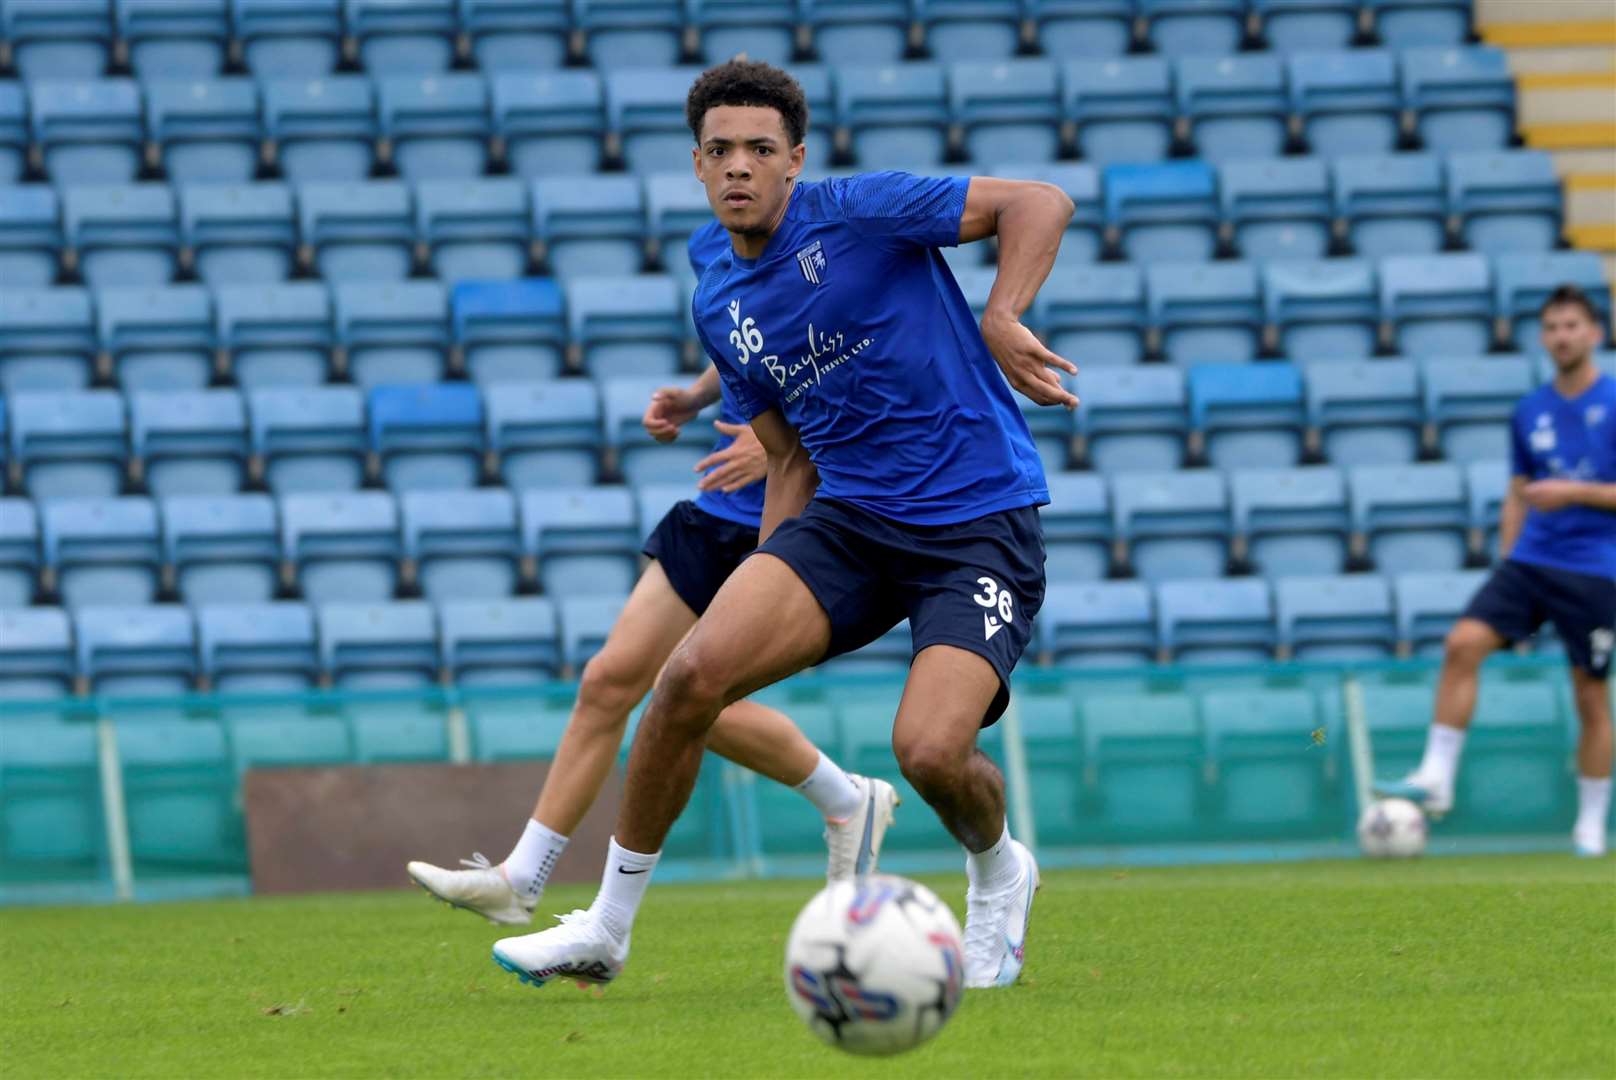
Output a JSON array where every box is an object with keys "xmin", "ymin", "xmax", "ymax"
[{"xmin": 1376, "ymin": 285, "xmax": 1616, "ymax": 857}]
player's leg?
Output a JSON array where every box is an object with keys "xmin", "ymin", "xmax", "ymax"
[{"xmin": 1571, "ymin": 667, "xmax": 1612, "ymax": 857}]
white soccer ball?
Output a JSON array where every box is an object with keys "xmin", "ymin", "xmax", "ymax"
[
  {"xmin": 1357, "ymin": 797, "xmax": 1428, "ymax": 859},
  {"xmin": 783, "ymin": 874, "xmax": 965, "ymax": 1057}
]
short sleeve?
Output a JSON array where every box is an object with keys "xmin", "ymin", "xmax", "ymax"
[
  {"xmin": 827, "ymin": 171, "xmax": 969, "ymax": 249},
  {"xmin": 1510, "ymin": 403, "xmax": 1533, "ymax": 479},
  {"xmin": 695, "ymin": 317, "xmax": 771, "ymax": 422}
]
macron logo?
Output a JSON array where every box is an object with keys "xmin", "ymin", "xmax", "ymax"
[{"xmin": 984, "ymin": 613, "xmax": 1004, "ymax": 642}]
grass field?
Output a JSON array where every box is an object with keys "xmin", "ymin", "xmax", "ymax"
[{"xmin": 3, "ymin": 854, "xmax": 1613, "ymax": 1078}]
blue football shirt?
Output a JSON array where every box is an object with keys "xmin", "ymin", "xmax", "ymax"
[
  {"xmin": 688, "ymin": 219, "xmax": 765, "ymax": 530},
  {"xmin": 692, "ymin": 172, "xmax": 1049, "ymax": 526},
  {"xmin": 1509, "ymin": 373, "xmax": 1616, "ymax": 578}
]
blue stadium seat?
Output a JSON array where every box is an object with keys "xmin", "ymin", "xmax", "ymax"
[
  {"xmin": 227, "ymin": 713, "xmax": 351, "ymax": 774},
  {"xmin": 0, "ymin": 82, "xmax": 26, "ymax": 184},
  {"xmin": 0, "ymin": 716, "xmax": 104, "ymax": 883},
  {"xmin": 468, "ymin": 688, "xmax": 571, "ymax": 760},
  {"xmin": 1420, "ymin": 355, "xmax": 1534, "ymax": 465},
  {"xmin": 569, "ymin": 276, "xmax": 683, "ymax": 380},
  {"xmin": 1039, "ymin": 472, "xmax": 1112, "ymax": 582},
  {"xmin": 95, "ymin": 284, "xmax": 214, "ymax": 390},
  {"xmin": 805, "ymin": 0, "xmax": 911, "ymax": 64},
  {"xmin": 604, "ymin": 375, "xmax": 715, "ymax": 484},
  {"xmin": 452, "ymin": 279, "xmax": 568, "ymax": 385},
  {"xmin": 988, "ymin": 162, "xmax": 1103, "ymax": 265},
  {"xmin": 296, "ymin": 180, "xmax": 415, "ymax": 282},
  {"xmin": 793, "ymin": 64, "xmax": 837, "ymax": 170},
  {"xmin": 645, "ymin": 172, "xmax": 714, "ymax": 271},
  {"xmin": 115, "ymin": 714, "xmax": 236, "ymax": 871},
  {"xmin": 1219, "ymin": 157, "xmax": 1333, "ymax": 260},
  {"xmin": 1029, "ymin": 0, "xmax": 1134, "ymax": 58},
  {"xmin": 9, "ymin": 390, "xmax": 128, "ymax": 500},
  {"xmin": 44, "ymin": 498, "xmax": 162, "ymax": 608},
  {"xmin": 1158, "ymin": 577, "xmax": 1276, "ymax": 664},
  {"xmin": 1369, "ymin": 0, "xmax": 1469, "ymax": 47},
  {"xmin": 179, "ymin": 182, "xmax": 296, "ymax": 286},
  {"xmin": 262, "ymin": 76, "xmax": 377, "ymax": 183},
  {"xmin": 345, "ymin": 0, "xmax": 458, "ymax": 73},
  {"xmin": 1063, "ymin": 57, "xmax": 1174, "ymax": 165},
  {"xmin": 1149, "ymin": 261, "xmax": 1263, "ymax": 365},
  {"xmin": 1188, "ymin": 362, "xmax": 1305, "ymax": 468},
  {"xmin": 532, "ymin": 175, "xmax": 646, "ymax": 279},
  {"xmin": 921, "ymin": 0, "xmax": 1024, "ymax": 61},
  {"xmin": 577, "ymin": 0, "xmax": 685, "ymax": 68},
  {"xmin": 1252, "ymin": 0, "xmax": 1358, "ymax": 52},
  {"xmin": 1331, "ymin": 152, "xmax": 1446, "ymax": 257},
  {"xmin": 1465, "ymin": 459, "xmax": 1507, "ymax": 560},
  {"xmin": 1304, "ymin": 359, "xmax": 1421, "ymax": 465},
  {"xmin": 116, "ymin": 0, "xmax": 230, "ymax": 77},
  {"xmin": 1287, "ymin": 49, "xmax": 1400, "ymax": 158},
  {"xmin": 1176, "ymin": 54, "xmax": 1289, "ymax": 164},
  {"xmin": 1350, "ymin": 462, "xmax": 1467, "ymax": 572},
  {"xmin": 1263, "ymin": 258, "xmax": 1379, "ymax": 359},
  {"xmin": 837, "ymin": 63, "xmax": 949, "ymax": 171},
  {"xmin": 197, "ymin": 601, "xmax": 318, "ymax": 691},
  {"xmin": 247, "ymin": 386, "xmax": 366, "ymax": 493},
  {"xmin": 234, "ymin": 0, "xmax": 343, "ymax": 77},
  {"xmin": 75, "ymin": 604, "xmax": 196, "ymax": 695},
  {"xmin": 1230, "ymin": 465, "xmax": 1349, "ymax": 577},
  {"xmin": 280, "ymin": 490, "xmax": 401, "ymax": 603},
  {"xmin": 1446, "ymin": 151, "xmax": 1562, "ymax": 256},
  {"xmin": 560, "ymin": 594, "xmax": 627, "ymax": 671},
  {"xmin": 29, "ymin": 79, "xmax": 145, "ymax": 184},
  {"xmin": 1083, "ymin": 692, "xmax": 1203, "ymax": 838},
  {"xmin": 606, "ymin": 67, "xmax": 700, "ymax": 176},
  {"xmin": 462, "ymin": 0, "xmax": 570, "ymax": 71},
  {"xmin": 0, "ymin": 607, "xmax": 75, "ymax": 698},
  {"xmin": 317, "ymin": 600, "xmax": 440, "ymax": 689},
  {"xmin": 0, "ymin": 186, "xmax": 63, "ymax": 288},
  {"xmin": 4, "ymin": 1, "xmax": 114, "ymax": 80},
  {"xmin": 0, "ymin": 288, "xmax": 97, "ymax": 392},
  {"xmin": 486, "ymin": 379, "xmax": 602, "ymax": 489},
  {"xmin": 1494, "ymin": 252, "xmax": 1609, "ymax": 349},
  {"xmin": 216, "ymin": 281, "xmax": 333, "ymax": 388},
  {"xmin": 492, "ymin": 70, "xmax": 606, "ymax": 178},
  {"xmin": 1393, "ymin": 568, "xmax": 1485, "ymax": 656},
  {"xmin": 1104, "ymin": 161, "xmax": 1219, "ymax": 265},
  {"xmin": 334, "ymin": 280, "xmax": 449, "ymax": 388},
  {"xmin": 1140, "ymin": 0, "xmax": 1247, "ymax": 56},
  {"xmin": 951, "ymin": 60, "xmax": 1061, "ymax": 166},
  {"xmin": 376, "ymin": 73, "xmax": 491, "ymax": 181},
  {"xmin": 1040, "ymin": 264, "xmax": 1145, "ymax": 366},
  {"xmin": 1202, "ymin": 686, "xmax": 1336, "ymax": 836},
  {"xmin": 0, "ymin": 499, "xmax": 41, "ymax": 607},
  {"xmin": 368, "ymin": 383, "xmax": 484, "ymax": 491},
  {"xmin": 129, "ymin": 389, "xmax": 248, "ymax": 497},
  {"xmin": 634, "ymin": 483, "xmax": 688, "ymax": 544},
  {"xmin": 1112, "ymin": 469, "xmax": 1231, "ymax": 582},
  {"xmin": 143, "ymin": 77, "xmax": 259, "ymax": 183},
  {"xmin": 1401, "ymin": 46, "xmax": 1515, "ymax": 154},
  {"xmin": 519, "ymin": 487, "xmax": 640, "ymax": 598},
  {"xmin": 1075, "ymin": 365, "xmax": 1187, "ymax": 474},
  {"xmin": 414, "ymin": 178, "xmax": 529, "ymax": 283},
  {"xmin": 62, "ymin": 184, "xmax": 179, "ymax": 290},
  {"xmin": 1380, "ymin": 253, "xmax": 1493, "ymax": 356},
  {"xmin": 690, "ymin": 0, "xmax": 794, "ymax": 65},
  {"xmin": 1275, "ymin": 573, "xmax": 1396, "ymax": 660},
  {"xmin": 401, "ymin": 488, "xmax": 520, "ymax": 600},
  {"xmin": 440, "ymin": 597, "xmax": 562, "ymax": 684},
  {"xmin": 162, "ymin": 494, "xmax": 279, "ymax": 606},
  {"xmin": 1038, "ymin": 581, "xmax": 1155, "ymax": 667}
]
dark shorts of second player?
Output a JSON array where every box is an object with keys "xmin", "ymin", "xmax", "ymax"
[
  {"xmin": 1463, "ymin": 558, "xmax": 1616, "ymax": 679},
  {"xmin": 754, "ymin": 496, "xmax": 1048, "ymax": 727},
  {"xmin": 642, "ymin": 500, "xmax": 761, "ymax": 616}
]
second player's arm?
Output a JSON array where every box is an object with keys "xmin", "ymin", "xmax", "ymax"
[
  {"xmin": 751, "ymin": 408, "xmax": 817, "ymax": 544},
  {"xmin": 1498, "ymin": 476, "xmax": 1528, "ymax": 558}
]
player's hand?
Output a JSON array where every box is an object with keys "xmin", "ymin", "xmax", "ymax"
[
  {"xmin": 1522, "ymin": 479, "xmax": 1582, "ymax": 512},
  {"xmin": 695, "ymin": 421, "xmax": 767, "ymax": 493},
  {"xmin": 980, "ymin": 311, "xmax": 1079, "ymax": 410},
  {"xmin": 642, "ymin": 386, "xmax": 702, "ymax": 443}
]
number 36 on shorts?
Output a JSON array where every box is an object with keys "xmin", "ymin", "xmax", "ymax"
[{"xmin": 971, "ymin": 576, "xmax": 1015, "ymax": 623}]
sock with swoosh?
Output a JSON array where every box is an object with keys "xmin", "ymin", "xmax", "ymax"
[
  {"xmin": 592, "ymin": 837, "xmax": 660, "ymax": 938},
  {"xmin": 795, "ymin": 752, "xmax": 864, "ymax": 821},
  {"xmin": 966, "ymin": 822, "xmax": 1019, "ymax": 893}
]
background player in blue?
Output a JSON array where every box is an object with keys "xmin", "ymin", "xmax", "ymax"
[
  {"xmin": 493, "ymin": 59, "xmax": 1079, "ymax": 991},
  {"xmin": 1378, "ymin": 286, "xmax": 1616, "ymax": 857}
]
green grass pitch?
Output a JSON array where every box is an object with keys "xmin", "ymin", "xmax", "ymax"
[{"xmin": 3, "ymin": 855, "xmax": 1613, "ymax": 1078}]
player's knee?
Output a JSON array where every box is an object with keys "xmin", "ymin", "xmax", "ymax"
[
  {"xmin": 577, "ymin": 651, "xmax": 647, "ymax": 719},
  {"xmin": 1444, "ymin": 622, "xmax": 1496, "ymax": 667},
  {"xmin": 653, "ymin": 644, "xmax": 729, "ymax": 721},
  {"xmin": 893, "ymin": 735, "xmax": 967, "ymax": 795}
]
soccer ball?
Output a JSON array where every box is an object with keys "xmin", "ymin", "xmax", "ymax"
[
  {"xmin": 1357, "ymin": 797, "xmax": 1428, "ymax": 859},
  {"xmin": 783, "ymin": 874, "xmax": 964, "ymax": 1056}
]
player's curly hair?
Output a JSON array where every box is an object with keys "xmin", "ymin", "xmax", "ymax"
[{"xmin": 685, "ymin": 59, "xmax": 809, "ymax": 149}]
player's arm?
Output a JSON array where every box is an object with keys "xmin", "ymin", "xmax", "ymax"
[
  {"xmin": 751, "ymin": 408, "xmax": 818, "ymax": 544},
  {"xmin": 1498, "ymin": 475, "xmax": 1529, "ymax": 558},
  {"xmin": 1521, "ymin": 479, "xmax": 1616, "ymax": 513},
  {"xmin": 643, "ymin": 365, "xmax": 722, "ymax": 443}
]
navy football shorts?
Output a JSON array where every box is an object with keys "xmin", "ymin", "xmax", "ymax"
[
  {"xmin": 754, "ymin": 497, "xmax": 1047, "ymax": 726},
  {"xmin": 642, "ymin": 500, "xmax": 760, "ymax": 616},
  {"xmin": 1463, "ymin": 559, "xmax": 1616, "ymax": 679}
]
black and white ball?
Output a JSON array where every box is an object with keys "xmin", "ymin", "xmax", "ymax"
[{"xmin": 1357, "ymin": 797, "xmax": 1428, "ymax": 859}]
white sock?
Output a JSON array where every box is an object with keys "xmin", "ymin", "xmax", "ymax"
[
  {"xmin": 1576, "ymin": 776, "xmax": 1612, "ymax": 833},
  {"xmin": 1416, "ymin": 724, "xmax": 1467, "ymax": 788},
  {"xmin": 794, "ymin": 752, "xmax": 865, "ymax": 821},
  {"xmin": 966, "ymin": 822, "xmax": 1019, "ymax": 892},
  {"xmin": 503, "ymin": 818, "xmax": 568, "ymax": 900},
  {"xmin": 591, "ymin": 837, "xmax": 660, "ymax": 938}
]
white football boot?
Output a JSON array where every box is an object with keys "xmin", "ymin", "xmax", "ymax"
[
  {"xmin": 1372, "ymin": 773, "xmax": 1454, "ymax": 818},
  {"xmin": 824, "ymin": 775, "xmax": 900, "ymax": 881},
  {"xmin": 407, "ymin": 853, "xmax": 536, "ymax": 927},
  {"xmin": 1573, "ymin": 823, "xmax": 1609, "ymax": 858},
  {"xmin": 962, "ymin": 839, "xmax": 1040, "ymax": 989},
  {"xmin": 493, "ymin": 909, "xmax": 628, "ymax": 989}
]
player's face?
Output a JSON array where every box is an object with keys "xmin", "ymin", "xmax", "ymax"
[
  {"xmin": 1539, "ymin": 303, "xmax": 1603, "ymax": 373},
  {"xmin": 694, "ymin": 105, "xmax": 804, "ymax": 241}
]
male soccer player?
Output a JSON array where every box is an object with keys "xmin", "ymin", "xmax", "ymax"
[
  {"xmin": 491, "ymin": 58, "xmax": 1077, "ymax": 990},
  {"xmin": 1377, "ymin": 285, "xmax": 1615, "ymax": 856}
]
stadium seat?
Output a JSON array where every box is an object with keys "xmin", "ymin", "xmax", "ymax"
[
  {"xmin": 0, "ymin": 499, "xmax": 40, "ymax": 607},
  {"xmin": 790, "ymin": 64, "xmax": 838, "ymax": 171},
  {"xmin": 368, "ymin": 383, "xmax": 484, "ymax": 492},
  {"xmin": 1041, "ymin": 264, "xmax": 1146, "ymax": 366},
  {"xmin": 988, "ymin": 162, "xmax": 1103, "ymax": 265},
  {"xmin": 1393, "ymin": 568, "xmax": 1485, "ymax": 656},
  {"xmin": 462, "ymin": 0, "xmax": 570, "ymax": 70},
  {"xmin": 1465, "ymin": 459, "xmax": 1507, "ymax": 561},
  {"xmin": 1148, "ymin": 262, "xmax": 1263, "ymax": 365},
  {"xmin": 1400, "ymin": 46, "xmax": 1515, "ymax": 154},
  {"xmin": 0, "ymin": 288, "xmax": 97, "ymax": 393},
  {"xmin": 216, "ymin": 282, "xmax": 333, "ymax": 389},
  {"xmin": 1006, "ymin": 691, "xmax": 1086, "ymax": 843},
  {"xmin": 804, "ymin": 0, "xmax": 911, "ymax": 64},
  {"xmin": 114, "ymin": 0, "xmax": 229, "ymax": 77},
  {"xmin": 1039, "ymin": 473, "xmax": 1112, "ymax": 582},
  {"xmin": 400, "ymin": 488, "xmax": 520, "ymax": 601},
  {"xmin": 690, "ymin": 0, "xmax": 794, "ymax": 65},
  {"xmin": 837, "ymin": 63, "xmax": 949, "ymax": 171},
  {"xmin": 1252, "ymin": 0, "xmax": 1358, "ymax": 52},
  {"xmin": 1263, "ymin": 258, "xmax": 1379, "ymax": 359},
  {"xmin": 62, "ymin": 184, "xmax": 180, "ymax": 290},
  {"xmin": 333, "ymin": 280, "xmax": 450, "ymax": 389},
  {"xmin": 1104, "ymin": 162, "xmax": 1219, "ymax": 265},
  {"xmin": 1074, "ymin": 365, "xmax": 1187, "ymax": 474},
  {"xmin": 606, "ymin": 67, "xmax": 701, "ymax": 176},
  {"xmin": 1082, "ymin": 692, "xmax": 1203, "ymax": 838},
  {"xmin": 0, "ymin": 186, "xmax": 64, "ymax": 288},
  {"xmin": 1331, "ymin": 152, "xmax": 1445, "ymax": 258},
  {"xmin": 559, "ymin": 594, "xmax": 627, "ymax": 671},
  {"xmin": 296, "ymin": 181, "xmax": 415, "ymax": 283},
  {"xmin": 633, "ymin": 484, "xmax": 688, "ymax": 546},
  {"xmin": 1230, "ymin": 465, "xmax": 1349, "ymax": 577},
  {"xmin": 4, "ymin": 0, "xmax": 115, "ymax": 80},
  {"xmin": 604, "ymin": 376, "xmax": 715, "ymax": 485},
  {"xmin": 1380, "ymin": 253, "xmax": 1494, "ymax": 357},
  {"xmin": 0, "ymin": 607, "xmax": 75, "ymax": 698},
  {"xmin": 247, "ymin": 386, "xmax": 367, "ymax": 494},
  {"xmin": 644, "ymin": 172, "xmax": 714, "ymax": 271},
  {"xmin": 197, "ymin": 601, "xmax": 318, "ymax": 691},
  {"xmin": 1460, "ymin": 680, "xmax": 1571, "ymax": 832},
  {"xmin": 179, "ymin": 183, "xmax": 296, "ymax": 286},
  {"xmin": 1202, "ymin": 687, "xmax": 1337, "ymax": 836},
  {"xmin": 1177, "ymin": 54, "xmax": 1289, "ymax": 164},
  {"xmin": 234, "ymin": 0, "xmax": 344, "ymax": 77},
  {"xmin": 492, "ymin": 70, "xmax": 606, "ymax": 178},
  {"xmin": 1157, "ymin": 578, "xmax": 1276, "ymax": 665},
  {"xmin": 531, "ymin": 176, "xmax": 646, "ymax": 279},
  {"xmin": 1029, "ymin": 0, "xmax": 1133, "ymax": 58},
  {"xmin": 8, "ymin": 390, "xmax": 128, "ymax": 500},
  {"xmin": 1111, "ymin": 469, "xmax": 1231, "ymax": 582},
  {"xmin": 28, "ymin": 79, "xmax": 144, "ymax": 185},
  {"xmin": 949, "ymin": 60, "xmax": 1061, "ymax": 166},
  {"xmin": 920, "ymin": 0, "xmax": 1024, "ymax": 61},
  {"xmin": 1219, "ymin": 157, "xmax": 1333, "ymax": 261},
  {"xmin": 345, "ymin": 0, "xmax": 457, "ymax": 73},
  {"xmin": 75, "ymin": 603, "xmax": 195, "ymax": 696},
  {"xmin": 1303, "ymin": 359, "xmax": 1422, "ymax": 465},
  {"xmin": 1039, "ymin": 580, "xmax": 1156, "ymax": 667},
  {"xmin": 569, "ymin": 277, "xmax": 684, "ymax": 381},
  {"xmin": 577, "ymin": 0, "xmax": 685, "ymax": 69},
  {"xmin": 468, "ymin": 685, "xmax": 572, "ymax": 759},
  {"xmin": 227, "ymin": 713, "xmax": 351, "ymax": 775},
  {"xmin": 452, "ymin": 280, "xmax": 568, "ymax": 384},
  {"xmin": 1063, "ymin": 57, "xmax": 1174, "ymax": 166},
  {"xmin": 520, "ymin": 487, "xmax": 640, "ymax": 598},
  {"xmin": 143, "ymin": 78, "xmax": 259, "ymax": 184},
  {"xmin": 317, "ymin": 600, "xmax": 440, "ymax": 691},
  {"xmin": 486, "ymin": 379, "xmax": 602, "ymax": 490},
  {"xmin": 0, "ymin": 716, "xmax": 105, "ymax": 884},
  {"xmin": 279, "ymin": 490, "xmax": 401, "ymax": 603},
  {"xmin": 1140, "ymin": 0, "xmax": 1246, "ymax": 56},
  {"xmin": 1350, "ymin": 462, "xmax": 1467, "ymax": 573},
  {"xmin": 1187, "ymin": 362, "xmax": 1305, "ymax": 469},
  {"xmin": 1420, "ymin": 355, "xmax": 1534, "ymax": 465},
  {"xmin": 110, "ymin": 730, "xmax": 233, "ymax": 861},
  {"xmin": 1275, "ymin": 573, "xmax": 1396, "ymax": 660},
  {"xmin": 440, "ymin": 597, "xmax": 561, "ymax": 684},
  {"xmin": 161, "ymin": 494, "xmax": 279, "ymax": 606},
  {"xmin": 0, "ymin": 82, "xmax": 26, "ymax": 185},
  {"xmin": 1494, "ymin": 252, "xmax": 1609, "ymax": 349},
  {"xmin": 1446, "ymin": 151, "xmax": 1562, "ymax": 256},
  {"xmin": 95, "ymin": 284, "xmax": 215, "ymax": 391},
  {"xmin": 261, "ymin": 76, "xmax": 377, "ymax": 183},
  {"xmin": 1370, "ymin": 0, "xmax": 1469, "ymax": 45},
  {"xmin": 129, "ymin": 389, "xmax": 249, "ymax": 497},
  {"xmin": 376, "ymin": 73, "xmax": 491, "ymax": 181},
  {"xmin": 1287, "ymin": 50, "xmax": 1400, "ymax": 158}
]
